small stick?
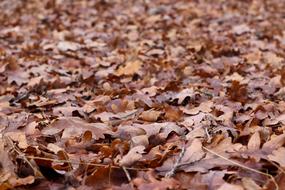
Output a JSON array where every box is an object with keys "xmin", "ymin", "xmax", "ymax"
[
  {"xmin": 122, "ymin": 166, "xmax": 135, "ymax": 189},
  {"xmin": 202, "ymin": 146, "xmax": 279, "ymax": 190},
  {"xmin": 165, "ymin": 143, "xmax": 186, "ymax": 178},
  {"xmin": 5, "ymin": 136, "xmax": 43, "ymax": 178},
  {"xmin": 24, "ymin": 155, "xmax": 149, "ymax": 171}
]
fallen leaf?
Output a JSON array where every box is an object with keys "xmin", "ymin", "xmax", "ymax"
[
  {"xmin": 4, "ymin": 132, "xmax": 28, "ymax": 149},
  {"xmin": 181, "ymin": 138, "xmax": 205, "ymax": 164},
  {"xmin": 119, "ymin": 145, "xmax": 145, "ymax": 166},
  {"xmin": 164, "ymin": 106, "xmax": 183, "ymax": 121},
  {"xmin": 116, "ymin": 60, "xmax": 142, "ymax": 76},
  {"xmin": 218, "ymin": 183, "xmax": 243, "ymax": 190},
  {"xmin": 57, "ymin": 41, "xmax": 81, "ymax": 51},
  {"xmin": 268, "ymin": 147, "xmax": 285, "ymax": 167},
  {"xmin": 242, "ymin": 177, "xmax": 261, "ymax": 190},
  {"xmin": 139, "ymin": 110, "xmax": 161, "ymax": 122},
  {"xmin": 41, "ymin": 117, "xmax": 112, "ymax": 139},
  {"xmin": 247, "ymin": 131, "xmax": 261, "ymax": 151}
]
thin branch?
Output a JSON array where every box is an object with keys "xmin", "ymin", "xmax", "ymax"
[
  {"xmin": 5, "ymin": 136, "xmax": 43, "ymax": 178},
  {"xmin": 122, "ymin": 166, "xmax": 135, "ymax": 189},
  {"xmin": 165, "ymin": 143, "xmax": 186, "ymax": 178},
  {"xmin": 24, "ymin": 155, "xmax": 149, "ymax": 171},
  {"xmin": 202, "ymin": 146, "xmax": 279, "ymax": 190}
]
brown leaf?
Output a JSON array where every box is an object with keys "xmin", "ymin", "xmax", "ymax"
[
  {"xmin": 268, "ymin": 147, "xmax": 285, "ymax": 167},
  {"xmin": 227, "ymin": 81, "xmax": 248, "ymax": 103},
  {"xmin": 57, "ymin": 41, "xmax": 81, "ymax": 51},
  {"xmin": 218, "ymin": 183, "xmax": 243, "ymax": 190},
  {"xmin": 247, "ymin": 131, "xmax": 261, "ymax": 151},
  {"xmin": 263, "ymin": 133, "xmax": 285, "ymax": 151},
  {"xmin": 8, "ymin": 176, "xmax": 35, "ymax": 187},
  {"xmin": 165, "ymin": 106, "xmax": 183, "ymax": 121},
  {"xmin": 182, "ymin": 101, "xmax": 213, "ymax": 115},
  {"xmin": 4, "ymin": 132, "xmax": 28, "ymax": 149},
  {"xmin": 139, "ymin": 110, "xmax": 161, "ymax": 122},
  {"xmin": 241, "ymin": 177, "xmax": 261, "ymax": 190},
  {"xmin": 119, "ymin": 145, "xmax": 145, "ymax": 166},
  {"xmin": 116, "ymin": 60, "xmax": 142, "ymax": 76},
  {"xmin": 41, "ymin": 117, "xmax": 112, "ymax": 139},
  {"xmin": 181, "ymin": 139, "xmax": 205, "ymax": 164}
]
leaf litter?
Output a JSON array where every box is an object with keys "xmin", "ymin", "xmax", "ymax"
[{"xmin": 0, "ymin": 0, "xmax": 285, "ymax": 189}]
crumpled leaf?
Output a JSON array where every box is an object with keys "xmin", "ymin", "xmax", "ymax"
[
  {"xmin": 218, "ymin": 183, "xmax": 243, "ymax": 190},
  {"xmin": 268, "ymin": 147, "xmax": 285, "ymax": 167},
  {"xmin": 247, "ymin": 131, "xmax": 261, "ymax": 151},
  {"xmin": 139, "ymin": 110, "xmax": 161, "ymax": 122},
  {"xmin": 119, "ymin": 145, "xmax": 145, "ymax": 166},
  {"xmin": 116, "ymin": 122, "xmax": 185, "ymax": 139},
  {"xmin": 41, "ymin": 117, "xmax": 112, "ymax": 139},
  {"xmin": 57, "ymin": 41, "xmax": 81, "ymax": 51},
  {"xmin": 116, "ymin": 60, "xmax": 142, "ymax": 76},
  {"xmin": 4, "ymin": 132, "xmax": 28, "ymax": 149},
  {"xmin": 181, "ymin": 138, "xmax": 205, "ymax": 164}
]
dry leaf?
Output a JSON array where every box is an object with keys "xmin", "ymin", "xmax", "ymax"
[
  {"xmin": 119, "ymin": 145, "xmax": 145, "ymax": 166},
  {"xmin": 181, "ymin": 138, "xmax": 205, "ymax": 164},
  {"xmin": 268, "ymin": 147, "xmax": 285, "ymax": 167},
  {"xmin": 4, "ymin": 132, "xmax": 28, "ymax": 149},
  {"xmin": 241, "ymin": 177, "xmax": 261, "ymax": 190},
  {"xmin": 139, "ymin": 110, "xmax": 161, "ymax": 122},
  {"xmin": 116, "ymin": 60, "xmax": 142, "ymax": 76},
  {"xmin": 57, "ymin": 41, "xmax": 81, "ymax": 51},
  {"xmin": 247, "ymin": 131, "xmax": 261, "ymax": 151},
  {"xmin": 41, "ymin": 117, "xmax": 112, "ymax": 139}
]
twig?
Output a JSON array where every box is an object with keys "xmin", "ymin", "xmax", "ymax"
[
  {"xmin": 4, "ymin": 136, "xmax": 43, "ymax": 178},
  {"xmin": 165, "ymin": 143, "xmax": 186, "ymax": 178},
  {"xmin": 268, "ymin": 160, "xmax": 285, "ymax": 175},
  {"xmin": 24, "ymin": 156, "xmax": 149, "ymax": 171},
  {"xmin": 202, "ymin": 146, "xmax": 279, "ymax": 190},
  {"xmin": 122, "ymin": 166, "xmax": 135, "ymax": 189}
]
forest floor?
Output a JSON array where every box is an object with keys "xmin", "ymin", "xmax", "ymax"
[{"xmin": 0, "ymin": 0, "xmax": 285, "ymax": 189}]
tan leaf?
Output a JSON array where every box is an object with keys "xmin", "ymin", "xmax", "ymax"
[
  {"xmin": 57, "ymin": 41, "xmax": 81, "ymax": 51},
  {"xmin": 47, "ymin": 143, "xmax": 63, "ymax": 154},
  {"xmin": 268, "ymin": 147, "xmax": 285, "ymax": 167},
  {"xmin": 165, "ymin": 106, "xmax": 183, "ymax": 121},
  {"xmin": 263, "ymin": 133, "xmax": 285, "ymax": 150},
  {"xmin": 218, "ymin": 183, "xmax": 244, "ymax": 190},
  {"xmin": 131, "ymin": 135, "xmax": 149, "ymax": 148},
  {"xmin": 5, "ymin": 132, "xmax": 28, "ymax": 149},
  {"xmin": 173, "ymin": 88, "xmax": 194, "ymax": 104},
  {"xmin": 242, "ymin": 177, "xmax": 261, "ymax": 190},
  {"xmin": 139, "ymin": 110, "xmax": 161, "ymax": 122},
  {"xmin": 181, "ymin": 138, "xmax": 205, "ymax": 164},
  {"xmin": 119, "ymin": 145, "xmax": 145, "ymax": 166},
  {"xmin": 247, "ymin": 131, "xmax": 261, "ymax": 151},
  {"xmin": 182, "ymin": 101, "xmax": 213, "ymax": 115},
  {"xmin": 116, "ymin": 60, "xmax": 142, "ymax": 76},
  {"xmin": 8, "ymin": 176, "xmax": 35, "ymax": 187},
  {"xmin": 41, "ymin": 117, "xmax": 112, "ymax": 139}
]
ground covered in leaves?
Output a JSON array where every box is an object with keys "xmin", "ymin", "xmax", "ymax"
[{"xmin": 0, "ymin": 0, "xmax": 285, "ymax": 189}]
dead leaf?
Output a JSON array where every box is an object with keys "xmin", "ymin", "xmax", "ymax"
[
  {"xmin": 116, "ymin": 60, "xmax": 142, "ymax": 76},
  {"xmin": 4, "ymin": 132, "xmax": 28, "ymax": 149},
  {"xmin": 119, "ymin": 145, "xmax": 145, "ymax": 166},
  {"xmin": 218, "ymin": 183, "xmax": 244, "ymax": 190},
  {"xmin": 263, "ymin": 133, "xmax": 285, "ymax": 151},
  {"xmin": 41, "ymin": 117, "xmax": 112, "ymax": 139},
  {"xmin": 181, "ymin": 138, "xmax": 205, "ymax": 164},
  {"xmin": 268, "ymin": 147, "xmax": 285, "ymax": 167},
  {"xmin": 242, "ymin": 177, "xmax": 261, "ymax": 190},
  {"xmin": 139, "ymin": 110, "xmax": 161, "ymax": 122},
  {"xmin": 247, "ymin": 131, "xmax": 261, "ymax": 151},
  {"xmin": 165, "ymin": 106, "xmax": 183, "ymax": 121},
  {"xmin": 57, "ymin": 41, "xmax": 81, "ymax": 51}
]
